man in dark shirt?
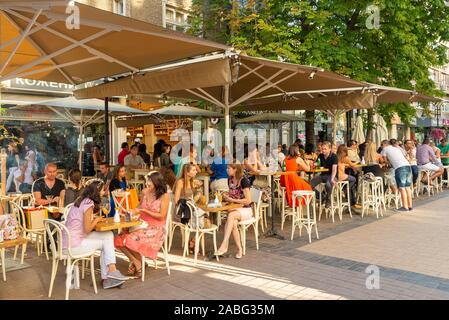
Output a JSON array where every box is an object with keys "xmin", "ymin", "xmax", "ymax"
[
  {"xmin": 33, "ymin": 163, "xmax": 66, "ymax": 219},
  {"xmin": 310, "ymin": 141, "xmax": 338, "ymax": 207},
  {"xmin": 97, "ymin": 162, "xmax": 113, "ymax": 185}
]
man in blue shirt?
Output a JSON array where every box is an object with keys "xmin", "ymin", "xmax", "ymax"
[{"xmin": 208, "ymin": 146, "xmax": 229, "ymax": 192}]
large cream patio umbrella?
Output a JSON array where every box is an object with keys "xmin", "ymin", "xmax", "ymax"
[
  {"xmin": 375, "ymin": 114, "xmax": 389, "ymax": 146},
  {"xmin": 0, "ymin": 0, "xmax": 230, "ymax": 174},
  {"xmin": 352, "ymin": 115, "xmax": 366, "ymax": 144},
  {"xmin": 0, "ymin": 1, "xmax": 232, "ymax": 194}
]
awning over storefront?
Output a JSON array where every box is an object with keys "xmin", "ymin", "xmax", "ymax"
[{"xmin": 0, "ymin": 0, "xmax": 229, "ymax": 84}]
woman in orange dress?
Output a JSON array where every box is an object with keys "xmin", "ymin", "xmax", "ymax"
[{"xmin": 280, "ymin": 145, "xmax": 313, "ymax": 207}]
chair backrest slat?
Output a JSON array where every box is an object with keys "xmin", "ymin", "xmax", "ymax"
[
  {"xmin": 250, "ymin": 188, "xmax": 263, "ymax": 219},
  {"xmin": 43, "ymin": 219, "xmax": 71, "ymax": 259}
]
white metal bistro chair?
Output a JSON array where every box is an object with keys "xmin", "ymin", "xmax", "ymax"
[
  {"xmin": 141, "ymin": 201, "xmax": 172, "ymax": 281},
  {"xmin": 10, "ymin": 201, "xmax": 48, "ymax": 260},
  {"xmin": 43, "ymin": 219, "xmax": 97, "ymax": 300},
  {"xmin": 111, "ymin": 189, "xmax": 131, "ymax": 213},
  {"xmin": 60, "ymin": 203, "xmax": 74, "ymax": 224},
  {"xmin": 238, "ymin": 188, "xmax": 262, "ymax": 256},
  {"xmin": 182, "ymin": 201, "xmax": 219, "ymax": 265}
]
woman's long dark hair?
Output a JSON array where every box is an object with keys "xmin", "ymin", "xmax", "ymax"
[
  {"xmin": 112, "ymin": 164, "xmax": 126, "ymax": 181},
  {"xmin": 74, "ymin": 180, "xmax": 103, "ymax": 213},
  {"xmin": 146, "ymin": 172, "xmax": 167, "ymax": 199},
  {"xmin": 68, "ymin": 169, "xmax": 82, "ymax": 189},
  {"xmin": 288, "ymin": 145, "xmax": 300, "ymax": 158}
]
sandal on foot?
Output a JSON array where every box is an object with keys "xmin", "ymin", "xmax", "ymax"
[
  {"xmin": 127, "ymin": 263, "xmax": 136, "ymax": 276},
  {"xmin": 234, "ymin": 252, "xmax": 243, "ymax": 259},
  {"xmin": 214, "ymin": 250, "xmax": 227, "ymax": 257}
]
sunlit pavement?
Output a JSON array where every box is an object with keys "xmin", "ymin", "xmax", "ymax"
[{"xmin": 2, "ymin": 190, "xmax": 449, "ymax": 300}]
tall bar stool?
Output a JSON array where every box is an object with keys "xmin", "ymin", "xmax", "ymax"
[
  {"xmin": 336, "ymin": 180, "xmax": 352, "ymax": 220},
  {"xmin": 280, "ymin": 187, "xmax": 294, "ymax": 230},
  {"xmin": 291, "ymin": 190, "xmax": 319, "ymax": 243},
  {"xmin": 361, "ymin": 178, "xmax": 384, "ymax": 219},
  {"xmin": 384, "ymin": 172, "xmax": 402, "ymax": 209},
  {"xmin": 319, "ymin": 181, "xmax": 351, "ymax": 223},
  {"xmin": 442, "ymin": 166, "xmax": 449, "ymax": 189},
  {"xmin": 421, "ymin": 169, "xmax": 435, "ymax": 197}
]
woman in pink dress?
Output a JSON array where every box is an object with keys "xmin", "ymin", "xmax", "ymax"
[{"xmin": 114, "ymin": 171, "xmax": 170, "ymax": 277}]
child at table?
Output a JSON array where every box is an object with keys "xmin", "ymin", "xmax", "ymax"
[
  {"xmin": 63, "ymin": 181, "xmax": 129, "ymax": 289},
  {"xmin": 108, "ymin": 165, "xmax": 128, "ymax": 217}
]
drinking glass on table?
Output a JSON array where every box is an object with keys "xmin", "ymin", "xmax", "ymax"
[{"xmin": 45, "ymin": 195, "xmax": 54, "ymax": 206}]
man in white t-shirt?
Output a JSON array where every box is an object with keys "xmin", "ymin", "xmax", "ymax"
[{"xmin": 381, "ymin": 140, "xmax": 412, "ymax": 212}]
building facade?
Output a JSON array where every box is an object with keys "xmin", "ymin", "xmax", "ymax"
[{"xmin": 77, "ymin": 0, "xmax": 193, "ymax": 29}]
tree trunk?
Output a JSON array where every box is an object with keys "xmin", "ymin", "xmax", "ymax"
[
  {"xmin": 366, "ymin": 109, "xmax": 374, "ymax": 140},
  {"xmin": 305, "ymin": 110, "xmax": 315, "ymax": 145}
]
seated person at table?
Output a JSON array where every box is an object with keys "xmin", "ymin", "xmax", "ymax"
[
  {"xmin": 174, "ymin": 164, "xmax": 205, "ymax": 251},
  {"xmin": 108, "ymin": 165, "xmax": 128, "ymax": 217},
  {"xmin": 175, "ymin": 143, "xmax": 201, "ymax": 178},
  {"xmin": 13, "ymin": 160, "xmax": 34, "ymax": 194},
  {"xmin": 63, "ymin": 181, "xmax": 128, "ymax": 289},
  {"xmin": 159, "ymin": 166, "xmax": 176, "ymax": 192},
  {"xmin": 280, "ymin": 145, "xmax": 312, "ymax": 207},
  {"xmin": 362, "ymin": 141, "xmax": 385, "ymax": 180},
  {"xmin": 208, "ymin": 146, "xmax": 230, "ymax": 193},
  {"xmin": 347, "ymin": 140, "xmax": 361, "ymax": 163},
  {"xmin": 310, "ymin": 142, "xmax": 338, "ymax": 208},
  {"xmin": 64, "ymin": 169, "xmax": 84, "ymax": 206},
  {"xmin": 215, "ymin": 164, "xmax": 253, "ymax": 259},
  {"xmin": 304, "ymin": 143, "xmax": 318, "ymax": 163},
  {"xmin": 97, "ymin": 162, "xmax": 113, "ymax": 191},
  {"xmin": 115, "ymin": 172, "xmax": 170, "ymax": 277},
  {"xmin": 156, "ymin": 144, "xmax": 172, "ymax": 169},
  {"xmin": 124, "ymin": 145, "xmax": 145, "ymax": 178},
  {"xmin": 33, "ymin": 163, "xmax": 66, "ymax": 219},
  {"xmin": 243, "ymin": 144, "xmax": 267, "ymax": 189},
  {"xmin": 336, "ymin": 145, "xmax": 358, "ymax": 207}
]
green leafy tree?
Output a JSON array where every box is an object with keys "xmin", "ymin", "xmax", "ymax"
[{"xmin": 190, "ymin": 0, "xmax": 449, "ymax": 136}]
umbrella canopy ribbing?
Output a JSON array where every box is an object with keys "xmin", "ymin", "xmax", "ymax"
[{"xmin": 0, "ymin": 0, "xmax": 229, "ymax": 84}]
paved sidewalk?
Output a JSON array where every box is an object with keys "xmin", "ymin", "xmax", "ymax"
[{"xmin": 2, "ymin": 191, "xmax": 449, "ymax": 300}]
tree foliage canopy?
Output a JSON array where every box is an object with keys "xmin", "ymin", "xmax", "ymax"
[{"xmin": 189, "ymin": 0, "xmax": 449, "ymax": 125}]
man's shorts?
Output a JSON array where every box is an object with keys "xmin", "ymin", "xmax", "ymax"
[
  {"xmin": 395, "ymin": 166, "xmax": 412, "ymax": 188},
  {"xmin": 419, "ymin": 162, "xmax": 441, "ymax": 172}
]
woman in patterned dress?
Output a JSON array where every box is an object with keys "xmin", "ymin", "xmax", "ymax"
[{"xmin": 114, "ymin": 171, "xmax": 170, "ymax": 277}]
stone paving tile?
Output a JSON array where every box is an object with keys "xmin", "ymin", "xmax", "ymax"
[{"xmin": 2, "ymin": 191, "xmax": 449, "ymax": 300}]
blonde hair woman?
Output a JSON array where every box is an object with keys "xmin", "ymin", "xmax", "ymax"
[{"xmin": 362, "ymin": 141, "xmax": 385, "ymax": 179}]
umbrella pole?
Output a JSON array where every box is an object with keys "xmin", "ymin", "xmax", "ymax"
[
  {"xmin": 78, "ymin": 112, "xmax": 84, "ymax": 172},
  {"xmin": 264, "ymin": 119, "xmax": 285, "ymax": 240},
  {"xmin": 104, "ymin": 97, "xmax": 110, "ymax": 164}
]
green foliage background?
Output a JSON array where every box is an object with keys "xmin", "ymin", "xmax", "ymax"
[{"xmin": 189, "ymin": 0, "xmax": 449, "ymax": 126}]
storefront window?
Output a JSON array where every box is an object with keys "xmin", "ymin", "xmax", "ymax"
[{"xmin": 0, "ymin": 120, "xmax": 105, "ymax": 172}]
